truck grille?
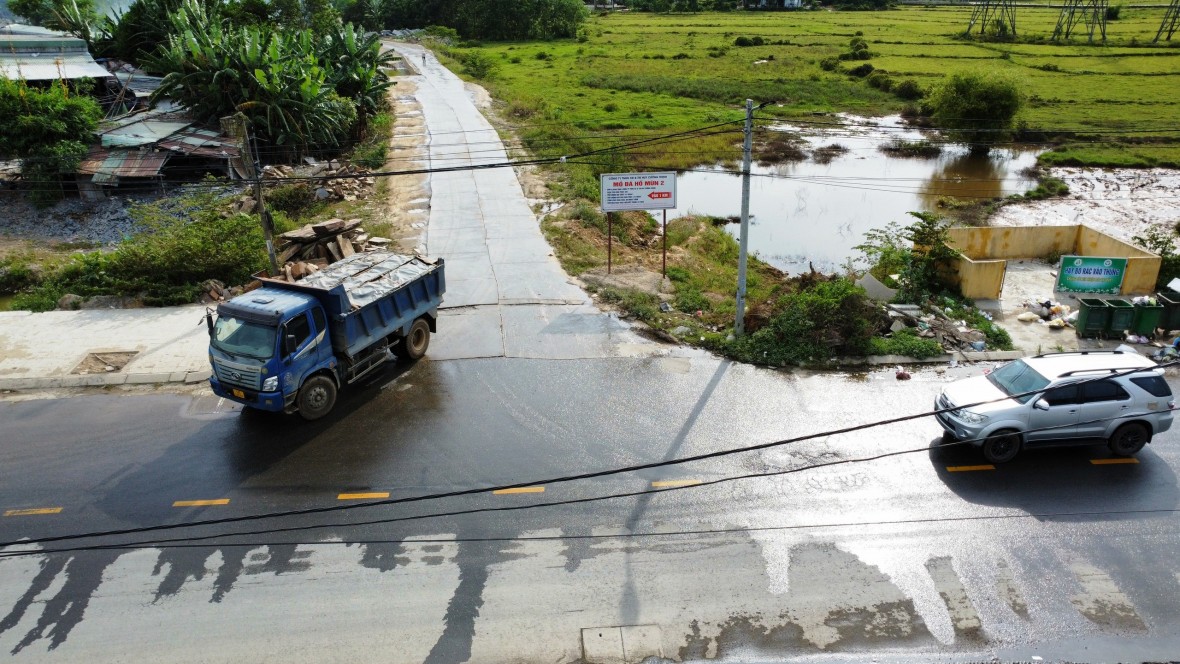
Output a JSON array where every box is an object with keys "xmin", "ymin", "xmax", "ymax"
[{"xmin": 214, "ymin": 357, "xmax": 262, "ymax": 390}]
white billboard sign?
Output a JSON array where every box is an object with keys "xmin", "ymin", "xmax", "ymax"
[{"xmin": 600, "ymin": 172, "xmax": 677, "ymax": 212}]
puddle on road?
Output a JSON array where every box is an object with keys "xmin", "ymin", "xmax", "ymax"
[{"xmin": 670, "ymin": 116, "xmax": 1040, "ymax": 274}]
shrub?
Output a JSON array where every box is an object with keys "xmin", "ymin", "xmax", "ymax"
[
  {"xmin": 266, "ymin": 184, "xmax": 318, "ymax": 216},
  {"xmin": 867, "ymin": 329, "xmax": 943, "ymax": 359},
  {"xmin": 1105, "ymin": 4, "xmax": 1121, "ymax": 19},
  {"xmin": 535, "ymin": 51, "xmax": 552, "ymax": 60},
  {"xmin": 894, "ymin": 78, "xmax": 923, "ymax": 100},
  {"xmin": 819, "ymin": 57, "xmax": 840, "ymax": 71},
  {"xmin": 866, "ymin": 71, "xmax": 893, "ymax": 91},
  {"xmin": 461, "ymin": 50, "xmax": 499, "ymax": 79},
  {"xmin": 674, "ymin": 286, "xmax": 710, "ymax": 313},
  {"xmin": 929, "ymin": 70, "xmax": 1023, "ymax": 155},
  {"xmin": 603, "ymin": 102, "xmax": 618, "ymax": 112},
  {"xmin": 0, "ymin": 255, "xmax": 40, "ymax": 293},
  {"xmin": 848, "ymin": 63, "xmax": 874, "ymax": 77},
  {"xmin": 728, "ymin": 278, "xmax": 886, "ymax": 365}
]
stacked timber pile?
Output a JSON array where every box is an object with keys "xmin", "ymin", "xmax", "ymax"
[
  {"xmin": 272, "ymin": 218, "xmax": 393, "ymax": 282},
  {"xmin": 262, "ymin": 161, "xmax": 374, "ymax": 202}
]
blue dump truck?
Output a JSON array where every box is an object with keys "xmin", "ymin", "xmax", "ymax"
[{"xmin": 206, "ymin": 251, "xmax": 445, "ymax": 420}]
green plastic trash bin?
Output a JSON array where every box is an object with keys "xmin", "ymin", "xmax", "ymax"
[
  {"xmin": 1075, "ymin": 298, "xmax": 1110, "ymax": 338},
  {"xmin": 1157, "ymin": 291, "xmax": 1180, "ymax": 331},
  {"xmin": 1133, "ymin": 302, "xmax": 1164, "ymax": 336},
  {"xmin": 1106, "ymin": 299, "xmax": 1135, "ymax": 335}
]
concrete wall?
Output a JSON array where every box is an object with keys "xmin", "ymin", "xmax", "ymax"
[{"xmin": 943, "ymin": 225, "xmax": 1160, "ymax": 299}]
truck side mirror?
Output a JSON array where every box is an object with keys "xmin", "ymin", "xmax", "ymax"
[
  {"xmin": 205, "ymin": 312, "xmax": 214, "ymax": 338},
  {"xmin": 285, "ymin": 334, "xmax": 298, "ymax": 356}
]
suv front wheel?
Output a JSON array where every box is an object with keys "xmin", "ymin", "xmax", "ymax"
[
  {"xmin": 983, "ymin": 430, "xmax": 1022, "ymax": 464},
  {"xmin": 1108, "ymin": 422, "xmax": 1149, "ymax": 456}
]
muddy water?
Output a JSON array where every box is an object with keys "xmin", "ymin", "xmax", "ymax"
[
  {"xmin": 0, "ymin": 294, "xmax": 13, "ymax": 311},
  {"xmin": 671, "ymin": 116, "xmax": 1040, "ymax": 274}
]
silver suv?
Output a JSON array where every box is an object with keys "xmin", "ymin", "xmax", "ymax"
[{"xmin": 936, "ymin": 351, "xmax": 1174, "ymax": 463}]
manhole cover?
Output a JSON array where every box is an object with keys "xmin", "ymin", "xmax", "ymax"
[{"xmin": 72, "ymin": 351, "xmax": 138, "ymax": 375}]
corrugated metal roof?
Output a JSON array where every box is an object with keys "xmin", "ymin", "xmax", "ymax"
[
  {"xmin": 0, "ymin": 56, "xmax": 112, "ymax": 80},
  {"xmin": 78, "ymin": 148, "xmax": 169, "ymax": 183},
  {"xmin": 101, "ymin": 121, "xmax": 192, "ymax": 148},
  {"xmin": 0, "ymin": 33, "xmax": 111, "ymax": 81},
  {"xmin": 158, "ymin": 127, "xmax": 241, "ymax": 158}
]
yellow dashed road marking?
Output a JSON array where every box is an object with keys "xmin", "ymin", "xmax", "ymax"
[
  {"xmin": 173, "ymin": 499, "xmax": 230, "ymax": 507},
  {"xmin": 947, "ymin": 465, "xmax": 996, "ymax": 472},
  {"xmin": 4, "ymin": 507, "xmax": 63, "ymax": 517},
  {"xmin": 493, "ymin": 486, "xmax": 545, "ymax": 495},
  {"xmin": 338, "ymin": 492, "xmax": 390, "ymax": 500},
  {"xmin": 652, "ymin": 480, "xmax": 702, "ymax": 487},
  {"xmin": 1091, "ymin": 458, "xmax": 1140, "ymax": 465}
]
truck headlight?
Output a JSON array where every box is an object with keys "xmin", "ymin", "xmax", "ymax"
[
  {"xmin": 262, "ymin": 376, "xmax": 279, "ymax": 392},
  {"xmin": 957, "ymin": 410, "xmax": 987, "ymax": 424}
]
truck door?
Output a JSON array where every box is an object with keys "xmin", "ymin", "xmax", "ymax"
[{"xmin": 281, "ymin": 313, "xmax": 315, "ymax": 383}]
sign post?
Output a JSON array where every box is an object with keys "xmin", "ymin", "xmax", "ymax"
[
  {"xmin": 600, "ymin": 172, "xmax": 677, "ymax": 276},
  {"xmin": 1055, "ymin": 256, "xmax": 1128, "ymax": 294}
]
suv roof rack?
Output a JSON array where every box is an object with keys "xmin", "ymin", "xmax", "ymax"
[
  {"xmin": 1057, "ymin": 367, "xmax": 1156, "ymax": 378},
  {"xmin": 1033, "ymin": 350, "xmax": 1125, "ymax": 358}
]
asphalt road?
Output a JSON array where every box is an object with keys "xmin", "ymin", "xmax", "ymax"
[{"xmin": 2, "ymin": 357, "xmax": 1179, "ymax": 663}]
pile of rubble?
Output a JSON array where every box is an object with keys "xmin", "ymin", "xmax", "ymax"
[
  {"xmin": 887, "ymin": 304, "xmax": 991, "ymax": 352},
  {"xmin": 272, "ymin": 218, "xmax": 393, "ymax": 283},
  {"xmin": 262, "ymin": 161, "xmax": 374, "ymax": 202}
]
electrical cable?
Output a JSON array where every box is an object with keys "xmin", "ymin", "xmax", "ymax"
[
  {"xmin": 3, "ymin": 402, "xmax": 1177, "ymax": 559},
  {"xmin": 2, "ymin": 359, "xmax": 1174, "ymax": 554}
]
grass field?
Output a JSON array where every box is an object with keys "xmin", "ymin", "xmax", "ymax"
[{"xmin": 445, "ymin": 6, "xmax": 1180, "ymax": 176}]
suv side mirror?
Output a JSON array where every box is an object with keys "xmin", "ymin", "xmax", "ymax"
[{"xmin": 1034, "ymin": 399, "xmax": 1050, "ymax": 411}]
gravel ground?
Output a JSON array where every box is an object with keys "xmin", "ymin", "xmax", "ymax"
[{"xmin": 0, "ymin": 192, "xmax": 147, "ymax": 246}]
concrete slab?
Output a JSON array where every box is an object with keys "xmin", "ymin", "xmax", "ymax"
[
  {"xmin": 442, "ymin": 279, "xmax": 499, "ymax": 308},
  {"xmin": 581, "ymin": 627, "xmax": 624, "ymax": 664},
  {"xmin": 487, "ymin": 237, "xmax": 557, "ymax": 264},
  {"xmin": 439, "ymin": 251, "xmax": 493, "ymax": 282},
  {"xmin": 431, "ymin": 307, "xmax": 505, "ymax": 360},
  {"xmin": 495, "ymin": 262, "xmax": 588, "ymax": 303},
  {"xmin": 427, "ymin": 227, "xmax": 487, "ymax": 255}
]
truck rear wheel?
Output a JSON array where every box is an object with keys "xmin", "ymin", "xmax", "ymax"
[
  {"xmin": 398, "ymin": 318, "xmax": 431, "ymax": 360},
  {"xmin": 297, "ymin": 375, "xmax": 337, "ymax": 421}
]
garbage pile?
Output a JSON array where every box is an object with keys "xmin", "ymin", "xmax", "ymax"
[
  {"xmin": 886, "ymin": 304, "xmax": 991, "ymax": 352},
  {"xmin": 1015, "ymin": 299, "xmax": 1074, "ymax": 330}
]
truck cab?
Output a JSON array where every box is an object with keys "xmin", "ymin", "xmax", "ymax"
[{"xmin": 209, "ymin": 288, "xmax": 336, "ymax": 416}]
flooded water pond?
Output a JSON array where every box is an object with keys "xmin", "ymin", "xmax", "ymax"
[{"xmin": 670, "ymin": 116, "xmax": 1040, "ymax": 274}]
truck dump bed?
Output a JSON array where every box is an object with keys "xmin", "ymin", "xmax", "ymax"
[{"xmin": 257, "ymin": 251, "xmax": 445, "ymax": 358}]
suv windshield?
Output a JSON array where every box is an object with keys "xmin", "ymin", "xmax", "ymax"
[
  {"xmin": 986, "ymin": 359, "xmax": 1050, "ymax": 403},
  {"xmin": 212, "ymin": 316, "xmax": 277, "ymax": 360}
]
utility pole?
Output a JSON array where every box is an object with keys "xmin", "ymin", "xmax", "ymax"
[
  {"xmin": 221, "ymin": 113, "xmax": 279, "ymax": 276},
  {"xmin": 249, "ymin": 130, "xmax": 279, "ymax": 276},
  {"xmin": 734, "ymin": 99, "xmax": 754, "ymax": 336}
]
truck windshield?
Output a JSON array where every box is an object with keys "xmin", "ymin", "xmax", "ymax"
[
  {"xmin": 986, "ymin": 359, "xmax": 1050, "ymax": 404},
  {"xmin": 212, "ymin": 316, "xmax": 276, "ymax": 360}
]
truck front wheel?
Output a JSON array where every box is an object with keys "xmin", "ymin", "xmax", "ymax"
[
  {"xmin": 297, "ymin": 375, "xmax": 337, "ymax": 421},
  {"xmin": 399, "ymin": 318, "xmax": 431, "ymax": 360}
]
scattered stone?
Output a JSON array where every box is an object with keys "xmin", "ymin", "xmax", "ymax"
[{"xmin": 57, "ymin": 294, "xmax": 84, "ymax": 310}]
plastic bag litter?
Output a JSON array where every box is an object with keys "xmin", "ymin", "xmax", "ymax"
[
  {"xmin": 1017, "ymin": 312, "xmax": 1041, "ymax": 322},
  {"xmin": 1132, "ymin": 295, "xmax": 1158, "ymax": 306},
  {"xmin": 1046, "ymin": 318, "xmax": 1067, "ymax": 329}
]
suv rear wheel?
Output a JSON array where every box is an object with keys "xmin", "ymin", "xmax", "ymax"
[
  {"xmin": 1108, "ymin": 422, "xmax": 1149, "ymax": 456},
  {"xmin": 982, "ymin": 430, "xmax": 1022, "ymax": 464}
]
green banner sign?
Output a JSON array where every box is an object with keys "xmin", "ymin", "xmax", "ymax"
[{"xmin": 1055, "ymin": 256, "xmax": 1127, "ymax": 294}]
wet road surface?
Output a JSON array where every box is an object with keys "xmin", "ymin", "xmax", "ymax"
[{"xmin": 2, "ymin": 357, "xmax": 1180, "ymax": 662}]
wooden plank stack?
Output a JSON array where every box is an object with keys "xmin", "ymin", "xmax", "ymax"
[{"xmin": 272, "ymin": 218, "xmax": 393, "ymax": 282}]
